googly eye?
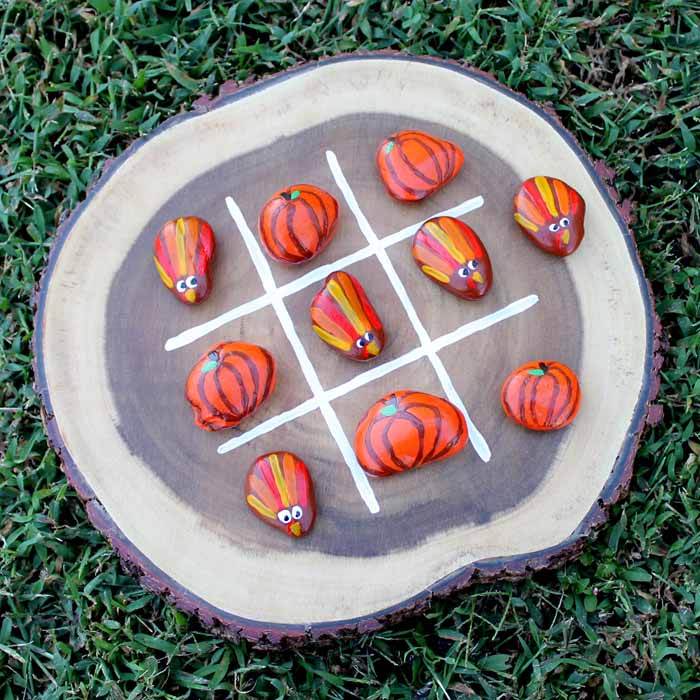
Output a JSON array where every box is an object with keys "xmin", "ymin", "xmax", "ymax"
[
  {"xmin": 176, "ymin": 280, "xmax": 187, "ymax": 293},
  {"xmin": 277, "ymin": 509, "xmax": 292, "ymax": 524},
  {"xmin": 559, "ymin": 217, "xmax": 570, "ymax": 227},
  {"xmin": 548, "ymin": 222, "xmax": 561, "ymax": 233},
  {"xmin": 457, "ymin": 267, "xmax": 469, "ymax": 278},
  {"xmin": 467, "ymin": 259, "xmax": 479, "ymax": 272},
  {"xmin": 291, "ymin": 505, "xmax": 303, "ymax": 520},
  {"xmin": 185, "ymin": 275, "xmax": 198, "ymax": 289},
  {"xmin": 356, "ymin": 337, "xmax": 368, "ymax": 348}
]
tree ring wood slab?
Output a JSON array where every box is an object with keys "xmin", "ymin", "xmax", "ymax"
[{"xmin": 34, "ymin": 54, "xmax": 660, "ymax": 646}]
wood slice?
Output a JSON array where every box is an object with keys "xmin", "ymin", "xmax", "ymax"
[{"xmin": 34, "ymin": 54, "xmax": 660, "ymax": 646}]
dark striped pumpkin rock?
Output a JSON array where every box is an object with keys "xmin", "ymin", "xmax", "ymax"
[
  {"xmin": 354, "ymin": 390, "xmax": 468, "ymax": 477},
  {"xmin": 245, "ymin": 452, "xmax": 316, "ymax": 538},
  {"xmin": 185, "ymin": 342, "xmax": 276, "ymax": 432},
  {"xmin": 258, "ymin": 184, "xmax": 339, "ymax": 265},
  {"xmin": 376, "ymin": 130, "xmax": 464, "ymax": 202},
  {"xmin": 501, "ymin": 361, "xmax": 581, "ymax": 431},
  {"xmin": 153, "ymin": 216, "xmax": 216, "ymax": 304}
]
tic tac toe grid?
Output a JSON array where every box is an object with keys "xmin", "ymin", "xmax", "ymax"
[{"xmin": 165, "ymin": 151, "xmax": 539, "ymax": 513}]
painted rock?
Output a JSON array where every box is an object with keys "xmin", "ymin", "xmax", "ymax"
[
  {"xmin": 412, "ymin": 216, "xmax": 492, "ymax": 299},
  {"xmin": 258, "ymin": 184, "xmax": 339, "ymax": 264},
  {"xmin": 185, "ymin": 342, "xmax": 276, "ymax": 431},
  {"xmin": 513, "ymin": 176, "xmax": 586, "ymax": 256},
  {"xmin": 310, "ymin": 271, "xmax": 385, "ymax": 361},
  {"xmin": 245, "ymin": 452, "xmax": 316, "ymax": 538},
  {"xmin": 501, "ymin": 361, "xmax": 581, "ymax": 431},
  {"xmin": 153, "ymin": 216, "xmax": 216, "ymax": 304},
  {"xmin": 354, "ymin": 390, "xmax": 468, "ymax": 477},
  {"xmin": 376, "ymin": 129, "xmax": 464, "ymax": 202}
]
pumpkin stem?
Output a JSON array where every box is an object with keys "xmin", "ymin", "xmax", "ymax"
[
  {"xmin": 380, "ymin": 397, "xmax": 399, "ymax": 417},
  {"xmin": 539, "ymin": 362, "xmax": 548, "ymax": 372},
  {"xmin": 201, "ymin": 351, "xmax": 219, "ymax": 374}
]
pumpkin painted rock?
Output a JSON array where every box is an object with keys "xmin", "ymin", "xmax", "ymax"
[
  {"xmin": 185, "ymin": 342, "xmax": 276, "ymax": 431},
  {"xmin": 153, "ymin": 216, "xmax": 216, "ymax": 304},
  {"xmin": 258, "ymin": 184, "xmax": 339, "ymax": 264},
  {"xmin": 354, "ymin": 391, "xmax": 468, "ymax": 477},
  {"xmin": 513, "ymin": 176, "xmax": 586, "ymax": 256},
  {"xmin": 376, "ymin": 130, "xmax": 464, "ymax": 202},
  {"xmin": 310, "ymin": 271, "xmax": 385, "ymax": 361},
  {"xmin": 245, "ymin": 452, "xmax": 316, "ymax": 538},
  {"xmin": 501, "ymin": 361, "xmax": 581, "ymax": 431},
  {"xmin": 412, "ymin": 216, "xmax": 492, "ymax": 299}
]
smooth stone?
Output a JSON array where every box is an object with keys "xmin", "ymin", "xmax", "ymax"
[
  {"xmin": 412, "ymin": 216, "xmax": 493, "ymax": 299},
  {"xmin": 513, "ymin": 176, "xmax": 586, "ymax": 256},
  {"xmin": 245, "ymin": 452, "xmax": 316, "ymax": 538},
  {"xmin": 501, "ymin": 360, "xmax": 581, "ymax": 431},
  {"xmin": 310, "ymin": 271, "xmax": 385, "ymax": 361}
]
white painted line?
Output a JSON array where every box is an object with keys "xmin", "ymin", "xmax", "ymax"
[
  {"xmin": 225, "ymin": 196, "xmax": 380, "ymax": 514},
  {"xmin": 217, "ymin": 398, "xmax": 318, "ymax": 454},
  {"xmin": 164, "ymin": 195, "xmax": 484, "ymax": 351},
  {"xmin": 326, "ymin": 150, "xmax": 493, "ymax": 462},
  {"xmin": 217, "ymin": 295, "xmax": 539, "ymax": 464}
]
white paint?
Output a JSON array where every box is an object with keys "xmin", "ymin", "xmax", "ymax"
[
  {"xmin": 225, "ymin": 197, "xmax": 380, "ymax": 514},
  {"xmin": 164, "ymin": 195, "xmax": 484, "ymax": 351},
  {"xmin": 326, "ymin": 151, "xmax": 493, "ymax": 462}
]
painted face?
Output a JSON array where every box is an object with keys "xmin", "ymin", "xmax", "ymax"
[
  {"xmin": 311, "ymin": 271, "xmax": 385, "ymax": 361},
  {"xmin": 513, "ymin": 176, "xmax": 585, "ymax": 256},
  {"xmin": 245, "ymin": 452, "xmax": 316, "ymax": 538},
  {"xmin": 412, "ymin": 216, "xmax": 492, "ymax": 300},
  {"xmin": 153, "ymin": 216, "xmax": 216, "ymax": 304}
]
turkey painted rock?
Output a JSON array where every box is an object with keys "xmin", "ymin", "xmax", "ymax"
[
  {"xmin": 513, "ymin": 176, "xmax": 586, "ymax": 256},
  {"xmin": 185, "ymin": 342, "xmax": 276, "ymax": 431},
  {"xmin": 412, "ymin": 216, "xmax": 492, "ymax": 299},
  {"xmin": 153, "ymin": 216, "xmax": 216, "ymax": 304},
  {"xmin": 245, "ymin": 452, "xmax": 316, "ymax": 538},
  {"xmin": 354, "ymin": 391, "xmax": 468, "ymax": 477},
  {"xmin": 258, "ymin": 184, "xmax": 339, "ymax": 264},
  {"xmin": 310, "ymin": 271, "xmax": 385, "ymax": 361},
  {"xmin": 501, "ymin": 361, "xmax": 581, "ymax": 431},
  {"xmin": 376, "ymin": 130, "xmax": 464, "ymax": 202}
]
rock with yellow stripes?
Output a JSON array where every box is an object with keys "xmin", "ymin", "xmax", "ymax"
[
  {"xmin": 153, "ymin": 216, "xmax": 216, "ymax": 304},
  {"xmin": 245, "ymin": 452, "xmax": 316, "ymax": 538},
  {"xmin": 513, "ymin": 176, "xmax": 586, "ymax": 256},
  {"xmin": 310, "ymin": 271, "xmax": 385, "ymax": 361},
  {"xmin": 412, "ymin": 216, "xmax": 492, "ymax": 300}
]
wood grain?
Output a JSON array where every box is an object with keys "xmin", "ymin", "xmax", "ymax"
[{"xmin": 33, "ymin": 54, "xmax": 660, "ymax": 645}]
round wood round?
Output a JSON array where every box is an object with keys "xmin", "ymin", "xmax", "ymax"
[{"xmin": 34, "ymin": 54, "xmax": 660, "ymax": 646}]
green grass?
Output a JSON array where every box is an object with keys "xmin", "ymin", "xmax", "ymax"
[{"xmin": 1, "ymin": 0, "xmax": 699, "ymax": 697}]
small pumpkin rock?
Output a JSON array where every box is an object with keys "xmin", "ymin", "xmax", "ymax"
[
  {"xmin": 153, "ymin": 216, "xmax": 216, "ymax": 304},
  {"xmin": 185, "ymin": 342, "xmax": 276, "ymax": 431},
  {"xmin": 513, "ymin": 176, "xmax": 586, "ymax": 256},
  {"xmin": 245, "ymin": 452, "xmax": 316, "ymax": 538},
  {"xmin": 311, "ymin": 271, "xmax": 385, "ymax": 361},
  {"xmin": 501, "ymin": 361, "xmax": 581, "ymax": 431},
  {"xmin": 258, "ymin": 184, "xmax": 339, "ymax": 264},
  {"xmin": 376, "ymin": 129, "xmax": 464, "ymax": 202},
  {"xmin": 354, "ymin": 390, "xmax": 468, "ymax": 477},
  {"xmin": 412, "ymin": 216, "xmax": 492, "ymax": 299}
]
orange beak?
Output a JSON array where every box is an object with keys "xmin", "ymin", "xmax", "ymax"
[
  {"xmin": 288, "ymin": 522, "xmax": 302, "ymax": 537},
  {"xmin": 184, "ymin": 289, "xmax": 197, "ymax": 303},
  {"xmin": 366, "ymin": 339, "xmax": 381, "ymax": 356},
  {"xmin": 560, "ymin": 229, "xmax": 570, "ymax": 245},
  {"xmin": 472, "ymin": 271, "xmax": 484, "ymax": 284}
]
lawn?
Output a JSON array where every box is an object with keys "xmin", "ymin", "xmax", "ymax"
[{"xmin": 1, "ymin": 0, "xmax": 699, "ymax": 698}]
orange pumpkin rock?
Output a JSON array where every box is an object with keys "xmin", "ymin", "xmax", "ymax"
[
  {"xmin": 311, "ymin": 271, "xmax": 385, "ymax": 361},
  {"xmin": 245, "ymin": 452, "xmax": 316, "ymax": 538},
  {"xmin": 258, "ymin": 184, "xmax": 339, "ymax": 264},
  {"xmin": 412, "ymin": 216, "xmax": 492, "ymax": 299},
  {"xmin": 501, "ymin": 361, "xmax": 581, "ymax": 431},
  {"xmin": 514, "ymin": 176, "xmax": 586, "ymax": 256},
  {"xmin": 185, "ymin": 342, "xmax": 276, "ymax": 431},
  {"xmin": 354, "ymin": 391, "xmax": 468, "ymax": 477},
  {"xmin": 376, "ymin": 130, "xmax": 464, "ymax": 202},
  {"xmin": 153, "ymin": 216, "xmax": 216, "ymax": 304}
]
